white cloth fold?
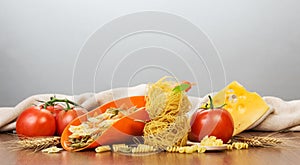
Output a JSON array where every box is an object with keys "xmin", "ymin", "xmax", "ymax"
[
  {"xmin": 1, "ymin": 84, "xmax": 300, "ymax": 133},
  {"xmin": 251, "ymin": 96, "xmax": 300, "ymax": 131}
]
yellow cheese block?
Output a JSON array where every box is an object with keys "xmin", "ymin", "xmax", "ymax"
[{"xmin": 212, "ymin": 81, "xmax": 269, "ymax": 135}]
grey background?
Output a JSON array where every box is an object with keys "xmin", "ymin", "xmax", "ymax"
[{"xmin": 1, "ymin": 0, "xmax": 300, "ymax": 106}]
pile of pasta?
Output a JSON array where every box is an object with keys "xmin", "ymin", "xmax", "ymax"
[{"xmin": 143, "ymin": 77, "xmax": 191, "ymax": 149}]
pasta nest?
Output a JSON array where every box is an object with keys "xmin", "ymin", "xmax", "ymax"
[{"xmin": 143, "ymin": 77, "xmax": 191, "ymax": 149}]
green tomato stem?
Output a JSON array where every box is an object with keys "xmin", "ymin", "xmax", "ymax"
[
  {"xmin": 65, "ymin": 99, "xmax": 71, "ymax": 110},
  {"xmin": 208, "ymin": 95, "xmax": 214, "ymax": 109},
  {"xmin": 44, "ymin": 96, "xmax": 81, "ymax": 110}
]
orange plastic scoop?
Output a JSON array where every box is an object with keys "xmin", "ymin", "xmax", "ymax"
[{"xmin": 61, "ymin": 96, "xmax": 149, "ymax": 151}]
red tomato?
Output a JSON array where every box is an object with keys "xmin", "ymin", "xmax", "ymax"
[
  {"xmin": 16, "ymin": 106, "xmax": 56, "ymax": 137},
  {"xmin": 40, "ymin": 104, "xmax": 64, "ymax": 117},
  {"xmin": 181, "ymin": 81, "xmax": 192, "ymax": 92},
  {"xmin": 188, "ymin": 108, "xmax": 234, "ymax": 143},
  {"xmin": 56, "ymin": 108, "xmax": 86, "ymax": 135}
]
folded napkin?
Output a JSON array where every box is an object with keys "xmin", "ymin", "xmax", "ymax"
[{"xmin": 1, "ymin": 84, "xmax": 300, "ymax": 133}]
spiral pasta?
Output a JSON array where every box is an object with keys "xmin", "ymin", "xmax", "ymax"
[
  {"xmin": 200, "ymin": 136, "xmax": 224, "ymax": 146},
  {"xmin": 112, "ymin": 144, "xmax": 159, "ymax": 153},
  {"xmin": 231, "ymin": 142, "xmax": 249, "ymax": 150},
  {"xmin": 166, "ymin": 145, "xmax": 206, "ymax": 153}
]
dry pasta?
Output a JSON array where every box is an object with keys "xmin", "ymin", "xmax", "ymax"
[
  {"xmin": 143, "ymin": 77, "xmax": 191, "ymax": 150},
  {"xmin": 41, "ymin": 146, "xmax": 63, "ymax": 153},
  {"xmin": 143, "ymin": 116, "xmax": 190, "ymax": 149},
  {"xmin": 226, "ymin": 144, "xmax": 233, "ymax": 150},
  {"xmin": 231, "ymin": 142, "xmax": 249, "ymax": 150},
  {"xmin": 112, "ymin": 144, "xmax": 127, "ymax": 152},
  {"xmin": 132, "ymin": 144, "xmax": 159, "ymax": 153},
  {"xmin": 112, "ymin": 144, "xmax": 159, "ymax": 154},
  {"xmin": 67, "ymin": 107, "xmax": 140, "ymax": 150},
  {"xmin": 95, "ymin": 145, "xmax": 111, "ymax": 153},
  {"xmin": 166, "ymin": 145, "xmax": 206, "ymax": 153},
  {"xmin": 200, "ymin": 136, "xmax": 224, "ymax": 146}
]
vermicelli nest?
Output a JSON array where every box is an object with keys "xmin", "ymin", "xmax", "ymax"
[
  {"xmin": 143, "ymin": 77, "xmax": 191, "ymax": 150},
  {"xmin": 144, "ymin": 116, "xmax": 190, "ymax": 149}
]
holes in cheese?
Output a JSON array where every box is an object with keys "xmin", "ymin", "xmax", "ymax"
[{"xmin": 212, "ymin": 81, "xmax": 269, "ymax": 135}]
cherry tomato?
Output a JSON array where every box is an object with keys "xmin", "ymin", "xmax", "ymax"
[
  {"xmin": 188, "ymin": 96, "xmax": 234, "ymax": 143},
  {"xmin": 181, "ymin": 81, "xmax": 192, "ymax": 92},
  {"xmin": 16, "ymin": 106, "xmax": 56, "ymax": 137},
  {"xmin": 56, "ymin": 108, "xmax": 86, "ymax": 135},
  {"xmin": 173, "ymin": 81, "xmax": 193, "ymax": 93}
]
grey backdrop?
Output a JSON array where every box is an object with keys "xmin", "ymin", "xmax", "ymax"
[{"xmin": 1, "ymin": 0, "xmax": 300, "ymax": 106}]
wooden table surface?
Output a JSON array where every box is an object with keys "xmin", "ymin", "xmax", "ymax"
[{"xmin": 0, "ymin": 132, "xmax": 299, "ymax": 165}]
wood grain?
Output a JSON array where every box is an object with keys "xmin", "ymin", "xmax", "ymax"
[{"xmin": 1, "ymin": 132, "xmax": 299, "ymax": 165}]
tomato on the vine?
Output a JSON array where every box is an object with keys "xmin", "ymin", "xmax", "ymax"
[
  {"xmin": 16, "ymin": 96, "xmax": 87, "ymax": 137},
  {"xmin": 40, "ymin": 104, "xmax": 64, "ymax": 117},
  {"xmin": 188, "ymin": 96, "xmax": 234, "ymax": 143},
  {"xmin": 16, "ymin": 106, "xmax": 56, "ymax": 137},
  {"xmin": 56, "ymin": 108, "xmax": 86, "ymax": 135}
]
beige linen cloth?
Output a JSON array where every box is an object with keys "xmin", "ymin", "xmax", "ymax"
[{"xmin": 1, "ymin": 84, "xmax": 300, "ymax": 132}]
